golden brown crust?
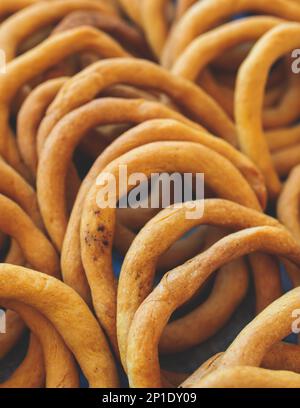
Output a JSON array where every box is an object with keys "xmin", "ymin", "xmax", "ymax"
[
  {"xmin": 0, "ymin": 300, "xmax": 79, "ymax": 388},
  {"xmin": 278, "ymin": 164, "xmax": 300, "ymax": 242},
  {"xmin": 141, "ymin": 0, "xmax": 171, "ymax": 58},
  {"xmin": 37, "ymin": 99, "xmax": 203, "ymax": 250},
  {"xmin": 158, "ymin": 228, "xmax": 249, "ymax": 354},
  {"xmin": 0, "ymin": 0, "xmax": 116, "ymax": 61},
  {"xmin": 0, "ymin": 158, "xmax": 43, "ymax": 228},
  {"xmin": 37, "ymin": 59, "xmax": 237, "ymax": 150},
  {"xmin": 53, "ymin": 10, "xmax": 151, "ymax": 58},
  {"xmin": 17, "ymin": 77, "xmax": 68, "ymax": 178},
  {"xmin": 172, "ymin": 17, "xmax": 300, "ymax": 130},
  {"xmin": 126, "ymin": 219, "xmax": 300, "ymax": 387},
  {"xmin": 117, "ymin": 0, "xmax": 142, "ymax": 25},
  {"xmin": 235, "ymin": 23, "xmax": 300, "ymax": 198},
  {"xmin": 81, "ymin": 142, "xmax": 261, "ymax": 352},
  {"xmin": 1, "ymin": 0, "xmax": 299, "ymax": 389},
  {"xmin": 118, "ymin": 200, "xmax": 282, "ymax": 369},
  {"xmin": 0, "ymin": 194, "xmax": 59, "ymax": 277},
  {"xmin": 162, "ymin": 0, "xmax": 300, "ymax": 68},
  {"xmin": 0, "ymin": 27, "xmax": 129, "ymax": 177},
  {"xmin": 0, "ymin": 264, "xmax": 119, "ymax": 388}
]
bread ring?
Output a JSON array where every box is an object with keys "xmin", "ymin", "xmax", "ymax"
[
  {"xmin": 61, "ymin": 117, "xmax": 266, "ymax": 307},
  {"xmin": 0, "ymin": 27, "xmax": 129, "ymax": 177},
  {"xmin": 141, "ymin": 0, "xmax": 171, "ymax": 58},
  {"xmin": 118, "ymin": 199, "xmax": 282, "ymax": 367},
  {"xmin": 0, "ymin": 157, "xmax": 47, "ymax": 358},
  {"xmin": 116, "ymin": 205, "xmax": 206, "ymax": 259},
  {"xmin": 199, "ymin": 287, "xmax": 300, "ymax": 377},
  {"xmin": 172, "ymin": 17, "xmax": 300, "ymax": 130},
  {"xmin": 0, "ymin": 194, "xmax": 59, "ymax": 277},
  {"xmin": 173, "ymin": 17, "xmax": 281, "ymax": 82},
  {"xmin": 81, "ymin": 142, "xmax": 261, "ymax": 352},
  {"xmin": 0, "ymin": 264, "xmax": 119, "ymax": 388},
  {"xmin": 37, "ymin": 59, "xmax": 237, "ymax": 149},
  {"xmin": 161, "ymin": 242, "xmax": 280, "ymax": 353},
  {"xmin": 235, "ymin": 22, "xmax": 300, "ymax": 198},
  {"xmin": 0, "ymin": 191, "xmax": 59, "ymax": 362},
  {"xmin": 37, "ymin": 98, "xmax": 203, "ymax": 250},
  {"xmin": 162, "ymin": 0, "xmax": 300, "ymax": 68},
  {"xmin": 17, "ymin": 77, "xmax": 68, "ymax": 178},
  {"xmin": 98, "ymin": 119, "xmax": 266, "ymax": 206},
  {"xmin": 126, "ymin": 219, "xmax": 300, "ymax": 387},
  {"xmin": 0, "ymin": 300, "xmax": 79, "ymax": 388},
  {"xmin": 0, "ymin": 162, "xmax": 70, "ymax": 384},
  {"xmin": 38, "ymin": 96, "xmax": 266, "ymax": 256},
  {"xmin": 0, "ymin": 335, "xmax": 45, "ymax": 388},
  {"xmin": 53, "ymin": 10, "xmax": 151, "ymax": 58},
  {"xmin": 0, "ymin": 0, "xmax": 115, "ymax": 61},
  {"xmin": 17, "ymin": 77, "xmax": 82, "ymax": 210},
  {"xmin": 0, "ymin": 157, "xmax": 43, "ymax": 229},
  {"xmin": 157, "ymin": 227, "xmax": 249, "ymax": 354}
]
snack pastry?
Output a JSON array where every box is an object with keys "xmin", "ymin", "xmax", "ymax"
[
  {"xmin": 0, "ymin": 264, "xmax": 119, "ymax": 388},
  {"xmin": 0, "ymin": 0, "xmax": 116, "ymax": 61},
  {"xmin": 125, "ymin": 207, "xmax": 300, "ymax": 387},
  {"xmin": 0, "ymin": 27, "xmax": 129, "ymax": 178},
  {"xmin": 162, "ymin": 0, "xmax": 300, "ymax": 67},
  {"xmin": 2, "ymin": 0, "xmax": 300, "ymax": 390},
  {"xmin": 80, "ymin": 142, "xmax": 261, "ymax": 351},
  {"xmin": 37, "ymin": 58, "xmax": 237, "ymax": 149},
  {"xmin": 60, "ymin": 116, "xmax": 265, "ymax": 306},
  {"xmin": 235, "ymin": 22, "xmax": 300, "ymax": 198}
]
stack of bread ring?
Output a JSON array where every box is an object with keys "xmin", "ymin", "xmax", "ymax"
[{"xmin": 2, "ymin": 0, "xmax": 300, "ymax": 389}]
